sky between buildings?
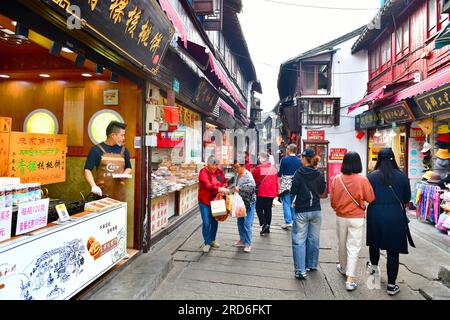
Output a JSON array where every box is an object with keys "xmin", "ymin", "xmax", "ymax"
[{"xmin": 239, "ymin": 0, "xmax": 382, "ymax": 112}]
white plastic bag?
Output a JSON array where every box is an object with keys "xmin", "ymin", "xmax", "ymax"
[{"xmin": 232, "ymin": 193, "xmax": 247, "ymax": 218}]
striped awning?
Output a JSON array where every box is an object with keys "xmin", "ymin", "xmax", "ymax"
[{"xmin": 435, "ymin": 23, "xmax": 450, "ymax": 49}]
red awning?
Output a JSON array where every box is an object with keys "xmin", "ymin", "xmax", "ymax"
[
  {"xmin": 159, "ymin": 0, "xmax": 187, "ymax": 48},
  {"xmin": 176, "ymin": 38, "xmax": 209, "ymax": 69},
  {"xmin": 347, "ymin": 87, "xmax": 385, "ymax": 114},
  {"xmin": 218, "ymin": 98, "xmax": 235, "ymax": 116},
  {"xmin": 383, "ymin": 69, "xmax": 450, "ymax": 105}
]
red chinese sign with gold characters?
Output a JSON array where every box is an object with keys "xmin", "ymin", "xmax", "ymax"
[
  {"xmin": 307, "ymin": 130, "xmax": 325, "ymax": 141},
  {"xmin": 329, "ymin": 148, "xmax": 347, "ymax": 161},
  {"xmin": 8, "ymin": 132, "xmax": 67, "ymax": 185},
  {"xmin": 0, "ymin": 117, "xmax": 12, "ymax": 176}
]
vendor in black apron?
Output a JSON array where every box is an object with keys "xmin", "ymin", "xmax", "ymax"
[{"xmin": 84, "ymin": 121, "xmax": 132, "ymax": 201}]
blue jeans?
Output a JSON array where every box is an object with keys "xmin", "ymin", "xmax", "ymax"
[
  {"xmin": 199, "ymin": 203, "xmax": 218, "ymax": 245},
  {"xmin": 281, "ymin": 193, "xmax": 295, "ymax": 224},
  {"xmin": 237, "ymin": 203, "xmax": 256, "ymax": 246},
  {"xmin": 291, "ymin": 210, "xmax": 322, "ymax": 273}
]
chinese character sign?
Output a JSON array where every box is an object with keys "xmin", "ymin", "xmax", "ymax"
[
  {"xmin": 0, "ymin": 206, "xmax": 13, "ymax": 242},
  {"xmin": 42, "ymin": 0, "xmax": 174, "ymax": 76},
  {"xmin": 307, "ymin": 130, "xmax": 325, "ymax": 141},
  {"xmin": 330, "ymin": 148, "xmax": 347, "ymax": 161},
  {"xmin": 15, "ymin": 198, "xmax": 50, "ymax": 236},
  {"xmin": 8, "ymin": 132, "xmax": 67, "ymax": 185},
  {"xmin": 415, "ymin": 84, "xmax": 450, "ymax": 117}
]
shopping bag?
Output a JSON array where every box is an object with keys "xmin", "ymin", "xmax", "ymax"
[
  {"xmin": 226, "ymin": 194, "xmax": 234, "ymax": 215},
  {"xmin": 211, "ymin": 193, "xmax": 227, "ymax": 217},
  {"xmin": 232, "ymin": 193, "xmax": 247, "ymax": 218}
]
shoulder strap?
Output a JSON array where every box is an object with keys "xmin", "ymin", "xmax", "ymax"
[
  {"xmin": 338, "ymin": 174, "xmax": 363, "ymax": 209},
  {"xmin": 389, "ymin": 185, "xmax": 404, "ymax": 210},
  {"xmin": 96, "ymin": 143, "xmax": 106, "ymax": 154},
  {"xmin": 256, "ymin": 166, "xmax": 272, "ymax": 188}
]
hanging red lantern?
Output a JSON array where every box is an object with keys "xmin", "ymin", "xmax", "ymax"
[{"xmin": 356, "ymin": 131, "xmax": 365, "ymax": 140}]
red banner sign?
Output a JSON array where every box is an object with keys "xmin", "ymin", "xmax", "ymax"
[
  {"xmin": 307, "ymin": 130, "xmax": 325, "ymax": 141},
  {"xmin": 330, "ymin": 148, "xmax": 347, "ymax": 161}
]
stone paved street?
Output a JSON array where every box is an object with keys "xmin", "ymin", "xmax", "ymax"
[{"xmin": 149, "ymin": 200, "xmax": 450, "ymax": 300}]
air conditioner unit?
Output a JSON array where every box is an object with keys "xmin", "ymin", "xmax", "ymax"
[{"xmin": 308, "ymin": 100, "xmax": 333, "ymax": 115}]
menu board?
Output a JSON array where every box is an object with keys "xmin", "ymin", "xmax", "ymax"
[{"xmin": 8, "ymin": 132, "xmax": 67, "ymax": 185}]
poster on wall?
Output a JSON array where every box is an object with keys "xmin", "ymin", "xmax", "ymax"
[
  {"xmin": 151, "ymin": 195, "xmax": 169, "ymax": 234},
  {"xmin": 408, "ymin": 127, "xmax": 426, "ymax": 179},
  {"xmin": 8, "ymin": 132, "xmax": 67, "ymax": 185},
  {"xmin": 329, "ymin": 148, "xmax": 347, "ymax": 161},
  {"xmin": 0, "ymin": 205, "xmax": 127, "ymax": 300},
  {"xmin": 328, "ymin": 162, "xmax": 342, "ymax": 194}
]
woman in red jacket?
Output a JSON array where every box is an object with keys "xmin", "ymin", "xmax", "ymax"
[
  {"xmin": 252, "ymin": 152, "xmax": 280, "ymax": 235},
  {"xmin": 198, "ymin": 155, "xmax": 229, "ymax": 253}
]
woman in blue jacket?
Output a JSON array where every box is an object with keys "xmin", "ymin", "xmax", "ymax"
[{"xmin": 366, "ymin": 148, "xmax": 413, "ymax": 296}]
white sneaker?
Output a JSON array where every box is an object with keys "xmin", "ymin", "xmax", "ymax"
[
  {"xmin": 202, "ymin": 245, "xmax": 211, "ymax": 253},
  {"xmin": 211, "ymin": 241, "xmax": 220, "ymax": 248},
  {"xmin": 281, "ymin": 223, "xmax": 293, "ymax": 230}
]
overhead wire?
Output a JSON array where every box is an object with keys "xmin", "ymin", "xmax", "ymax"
[{"xmin": 259, "ymin": 0, "xmax": 380, "ymax": 11}]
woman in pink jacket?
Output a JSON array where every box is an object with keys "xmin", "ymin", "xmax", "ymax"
[{"xmin": 252, "ymin": 152, "xmax": 280, "ymax": 235}]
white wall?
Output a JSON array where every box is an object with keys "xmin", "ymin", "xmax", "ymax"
[{"xmin": 302, "ymin": 36, "xmax": 369, "ymax": 175}]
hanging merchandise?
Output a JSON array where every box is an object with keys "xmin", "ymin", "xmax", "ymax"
[
  {"xmin": 436, "ymin": 148, "xmax": 450, "ymax": 159},
  {"xmin": 421, "ymin": 142, "xmax": 432, "ymax": 153},
  {"xmin": 418, "ymin": 118, "xmax": 433, "ymax": 135},
  {"xmin": 414, "ymin": 182, "xmax": 442, "ymax": 224},
  {"xmin": 437, "ymin": 124, "xmax": 450, "ymax": 134},
  {"xmin": 436, "ymin": 133, "xmax": 450, "ymax": 144}
]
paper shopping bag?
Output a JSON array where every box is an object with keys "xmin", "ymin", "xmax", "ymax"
[{"xmin": 211, "ymin": 194, "xmax": 227, "ymax": 217}]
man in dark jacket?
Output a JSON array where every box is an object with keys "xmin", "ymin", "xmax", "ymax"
[{"xmin": 289, "ymin": 148, "xmax": 326, "ymax": 280}]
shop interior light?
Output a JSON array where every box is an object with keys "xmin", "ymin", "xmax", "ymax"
[
  {"xmin": 389, "ymin": 129, "xmax": 397, "ymax": 137},
  {"xmin": 374, "ymin": 129, "xmax": 382, "ymax": 137},
  {"xmin": 39, "ymin": 74, "xmax": 50, "ymax": 78},
  {"xmin": 81, "ymin": 73, "xmax": 92, "ymax": 77},
  {"xmin": 1, "ymin": 28, "xmax": 14, "ymax": 35},
  {"xmin": 15, "ymin": 23, "xmax": 29, "ymax": 40},
  {"xmin": 11, "ymin": 21, "xmax": 17, "ymax": 26},
  {"xmin": 0, "ymin": 74, "xmax": 10, "ymax": 78},
  {"xmin": 61, "ymin": 47, "xmax": 73, "ymax": 53}
]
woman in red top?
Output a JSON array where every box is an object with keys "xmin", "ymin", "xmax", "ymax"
[
  {"xmin": 252, "ymin": 152, "xmax": 280, "ymax": 235},
  {"xmin": 198, "ymin": 155, "xmax": 229, "ymax": 253}
]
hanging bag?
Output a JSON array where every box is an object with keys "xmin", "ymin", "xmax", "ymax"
[
  {"xmin": 210, "ymin": 193, "xmax": 227, "ymax": 217},
  {"xmin": 389, "ymin": 185, "xmax": 416, "ymax": 248},
  {"xmin": 232, "ymin": 193, "xmax": 247, "ymax": 218}
]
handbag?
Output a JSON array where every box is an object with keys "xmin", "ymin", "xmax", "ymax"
[
  {"xmin": 337, "ymin": 174, "xmax": 363, "ymax": 209},
  {"xmin": 389, "ymin": 185, "xmax": 416, "ymax": 248},
  {"xmin": 210, "ymin": 193, "xmax": 227, "ymax": 217}
]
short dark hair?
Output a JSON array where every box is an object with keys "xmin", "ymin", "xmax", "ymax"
[
  {"xmin": 341, "ymin": 151, "xmax": 363, "ymax": 175},
  {"xmin": 106, "ymin": 121, "xmax": 127, "ymax": 137}
]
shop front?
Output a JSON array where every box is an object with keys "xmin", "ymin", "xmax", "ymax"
[
  {"xmin": 407, "ymin": 82, "xmax": 450, "ymax": 236},
  {"xmin": 356, "ymin": 101, "xmax": 416, "ymax": 174},
  {"xmin": 0, "ymin": 0, "xmax": 174, "ymax": 299}
]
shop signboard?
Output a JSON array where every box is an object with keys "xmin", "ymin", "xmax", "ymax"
[
  {"xmin": 192, "ymin": 78, "xmax": 219, "ymax": 114},
  {"xmin": 8, "ymin": 132, "xmax": 67, "ymax": 185},
  {"xmin": 379, "ymin": 101, "xmax": 415, "ymax": 124},
  {"xmin": 307, "ymin": 130, "xmax": 325, "ymax": 141},
  {"xmin": 41, "ymin": 0, "xmax": 175, "ymax": 76},
  {"xmin": 173, "ymin": 78, "xmax": 180, "ymax": 94},
  {"xmin": 16, "ymin": 198, "xmax": 50, "ymax": 236},
  {"xmin": 413, "ymin": 83, "xmax": 450, "ymax": 118},
  {"xmin": 0, "ymin": 205, "xmax": 127, "ymax": 300},
  {"xmin": 329, "ymin": 148, "xmax": 347, "ymax": 161},
  {"xmin": 0, "ymin": 117, "xmax": 12, "ymax": 176},
  {"xmin": 0, "ymin": 207, "xmax": 13, "ymax": 242},
  {"xmin": 355, "ymin": 109, "xmax": 384, "ymax": 130}
]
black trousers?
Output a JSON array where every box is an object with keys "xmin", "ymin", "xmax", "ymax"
[
  {"xmin": 256, "ymin": 197, "xmax": 274, "ymax": 226},
  {"xmin": 369, "ymin": 246, "xmax": 400, "ymax": 285}
]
